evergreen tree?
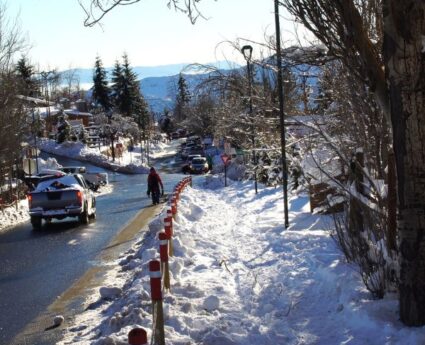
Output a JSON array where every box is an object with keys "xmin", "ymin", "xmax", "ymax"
[
  {"xmin": 92, "ymin": 55, "xmax": 112, "ymax": 111},
  {"xmin": 112, "ymin": 53, "xmax": 140, "ymax": 116},
  {"xmin": 111, "ymin": 53, "xmax": 150, "ymax": 133},
  {"xmin": 111, "ymin": 59, "xmax": 124, "ymax": 112},
  {"xmin": 174, "ymin": 73, "xmax": 191, "ymax": 122},
  {"xmin": 15, "ymin": 56, "xmax": 37, "ymax": 96},
  {"xmin": 134, "ymin": 96, "xmax": 151, "ymax": 140}
]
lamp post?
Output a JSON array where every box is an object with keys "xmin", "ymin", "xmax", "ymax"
[
  {"xmin": 274, "ymin": 0, "xmax": 289, "ymax": 228},
  {"xmin": 241, "ymin": 44, "xmax": 258, "ymax": 194},
  {"xmin": 31, "ymin": 108, "xmax": 39, "ymax": 174}
]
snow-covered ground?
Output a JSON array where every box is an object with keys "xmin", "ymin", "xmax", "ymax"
[
  {"xmin": 38, "ymin": 138, "xmax": 173, "ymax": 174},
  {"xmin": 0, "ymin": 199, "xmax": 30, "ymax": 231},
  {"xmin": 57, "ymin": 176, "xmax": 425, "ymax": 345},
  {"xmin": 0, "ymin": 157, "xmax": 63, "ymax": 232}
]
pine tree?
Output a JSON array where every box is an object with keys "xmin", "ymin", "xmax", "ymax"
[
  {"xmin": 174, "ymin": 73, "xmax": 191, "ymax": 122},
  {"xmin": 92, "ymin": 55, "xmax": 112, "ymax": 111},
  {"xmin": 112, "ymin": 53, "xmax": 140, "ymax": 116},
  {"xmin": 111, "ymin": 53, "xmax": 150, "ymax": 133},
  {"xmin": 15, "ymin": 56, "xmax": 37, "ymax": 96},
  {"xmin": 134, "ymin": 96, "xmax": 151, "ymax": 140},
  {"xmin": 111, "ymin": 59, "xmax": 124, "ymax": 112}
]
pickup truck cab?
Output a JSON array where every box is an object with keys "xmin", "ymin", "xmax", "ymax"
[
  {"xmin": 59, "ymin": 166, "xmax": 108, "ymax": 187},
  {"xmin": 27, "ymin": 174, "xmax": 96, "ymax": 230}
]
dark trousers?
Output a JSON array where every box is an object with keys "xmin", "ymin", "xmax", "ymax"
[{"xmin": 151, "ymin": 190, "xmax": 160, "ymax": 204}]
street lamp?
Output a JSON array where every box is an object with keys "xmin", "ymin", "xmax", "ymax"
[
  {"xmin": 241, "ymin": 44, "xmax": 258, "ymax": 194},
  {"xmin": 274, "ymin": 0, "xmax": 290, "ymax": 228},
  {"xmin": 31, "ymin": 108, "xmax": 39, "ymax": 174}
]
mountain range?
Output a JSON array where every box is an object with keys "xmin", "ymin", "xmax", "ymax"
[{"xmin": 65, "ymin": 61, "xmax": 238, "ymax": 113}]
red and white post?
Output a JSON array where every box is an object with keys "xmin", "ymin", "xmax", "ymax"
[
  {"xmin": 159, "ymin": 232, "xmax": 170, "ymax": 290},
  {"xmin": 164, "ymin": 215, "xmax": 174, "ymax": 257},
  {"xmin": 171, "ymin": 197, "xmax": 177, "ymax": 218},
  {"xmin": 149, "ymin": 260, "xmax": 165, "ymax": 345}
]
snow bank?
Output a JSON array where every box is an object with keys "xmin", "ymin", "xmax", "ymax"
[
  {"xmin": 38, "ymin": 139, "xmax": 150, "ymax": 174},
  {"xmin": 0, "ymin": 157, "xmax": 62, "ymax": 232},
  {"xmin": 0, "ymin": 200, "xmax": 29, "ymax": 232}
]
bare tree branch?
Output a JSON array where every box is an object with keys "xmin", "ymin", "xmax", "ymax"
[
  {"xmin": 281, "ymin": 0, "xmax": 390, "ymax": 124},
  {"xmin": 79, "ymin": 0, "xmax": 210, "ymax": 27}
]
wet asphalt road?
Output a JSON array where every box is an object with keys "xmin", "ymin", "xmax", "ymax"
[{"xmin": 0, "ymin": 155, "xmax": 182, "ymax": 345}]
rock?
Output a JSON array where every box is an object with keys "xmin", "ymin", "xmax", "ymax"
[
  {"xmin": 53, "ymin": 315, "xmax": 64, "ymax": 326},
  {"xmin": 99, "ymin": 286, "xmax": 122, "ymax": 299}
]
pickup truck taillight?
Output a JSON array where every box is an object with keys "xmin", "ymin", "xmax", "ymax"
[
  {"xmin": 76, "ymin": 191, "xmax": 83, "ymax": 205},
  {"xmin": 27, "ymin": 194, "xmax": 32, "ymax": 208}
]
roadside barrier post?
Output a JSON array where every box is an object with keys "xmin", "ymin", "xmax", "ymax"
[
  {"xmin": 149, "ymin": 260, "xmax": 165, "ymax": 345},
  {"xmin": 128, "ymin": 327, "xmax": 148, "ymax": 345},
  {"xmin": 159, "ymin": 232, "xmax": 170, "ymax": 290},
  {"xmin": 164, "ymin": 216, "xmax": 174, "ymax": 257},
  {"xmin": 173, "ymin": 191, "xmax": 179, "ymax": 202},
  {"xmin": 171, "ymin": 197, "xmax": 177, "ymax": 218}
]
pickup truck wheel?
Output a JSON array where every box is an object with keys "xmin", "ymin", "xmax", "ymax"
[
  {"xmin": 31, "ymin": 216, "xmax": 42, "ymax": 230},
  {"xmin": 79, "ymin": 206, "xmax": 89, "ymax": 225}
]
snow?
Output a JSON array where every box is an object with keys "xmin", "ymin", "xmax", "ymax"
[
  {"xmin": 57, "ymin": 176, "xmax": 425, "ymax": 345},
  {"xmin": 0, "ymin": 199, "xmax": 29, "ymax": 231},
  {"xmin": 37, "ymin": 138, "xmax": 174, "ymax": 174},
  {"xmin": 35, "ymin": 175, "xmax": 84, "ymax": 192}
]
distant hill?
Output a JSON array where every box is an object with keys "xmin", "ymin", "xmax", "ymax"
[
  {"xmin": 140, "ymin": 73, "xmax": 214, "ymax": 113},
  {"xmin": 63, "ymin": 61, "xmax": 239, "ymax": 87}
]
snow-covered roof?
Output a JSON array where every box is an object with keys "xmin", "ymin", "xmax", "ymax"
[
  {"xmin": 17, "ymin": 95, "xmax": 55, "ymax": 106},
  {"xmin": 64, "ymin": 109, "xmax": 93, "ymax": 117}
]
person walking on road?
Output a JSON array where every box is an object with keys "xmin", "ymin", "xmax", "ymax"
[{"xmin": 147, "ymin": 167, "xmax": 164, "ymax": 205}]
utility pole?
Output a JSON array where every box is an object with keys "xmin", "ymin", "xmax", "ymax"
[
  {"xmin": 274, "ymin": 0, "xmax": 290, "ymax": 228},
  {"xmin": 241, "ymin": 44, "xmax": 258, "ymax": 194}
]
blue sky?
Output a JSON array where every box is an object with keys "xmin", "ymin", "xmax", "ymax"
[{"xmin": 10, "ymin": 0, "xmax": 306, "ymax": 70}]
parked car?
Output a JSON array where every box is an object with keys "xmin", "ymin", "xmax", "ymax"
[
  {"xmin": 27, "ymin": 174, "xmax": 96, "ymax": 230},
  {"xmin": 182, "ymin": 154, "xmax": 202, "ymax": 174},
  {"xmin": 59, "ymin": 166, "xmax": 108, "ymax": 187},
  {"xmin": 187, "ymin": 135, "xmax": 201, "ymax": 145},
  {"xmin": 190, "ymin": 157, "xmax": 209, "ymax": 174},
  {"xmin": 181, "ymin": 142, "xmax": 204, "ymax": 158}
]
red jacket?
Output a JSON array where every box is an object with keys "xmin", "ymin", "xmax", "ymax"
[{"xmin": 147, "ymin": 171, "xmax": 163, "ymax": 193}]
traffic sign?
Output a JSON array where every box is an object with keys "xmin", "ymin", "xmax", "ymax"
[{"xmin": 221, "ymin": 154, "xmax": 230, "ymax": 165}]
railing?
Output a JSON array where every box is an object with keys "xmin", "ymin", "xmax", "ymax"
[{"xmin": 127, "ymin": 176, "xmax": 192, "ymax": 345}]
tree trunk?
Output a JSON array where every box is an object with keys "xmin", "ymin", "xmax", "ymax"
[
  {"xmin": 387, "ymin": 149, "xmax": 397, "ymax": 253},
  {"xmin": 384, "ymin": 0, "xmax": 425, "ymax": 326}
]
